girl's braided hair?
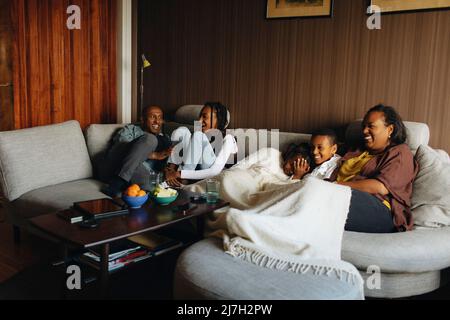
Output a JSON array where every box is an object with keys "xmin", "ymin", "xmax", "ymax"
[{"xmin": 203, "ymin": 102, "xmax": 229, "ymax": 132}]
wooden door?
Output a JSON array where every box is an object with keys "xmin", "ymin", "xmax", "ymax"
[{"xmin": 0, "ymin": 0, "xmax": 14, "ymax": 131}]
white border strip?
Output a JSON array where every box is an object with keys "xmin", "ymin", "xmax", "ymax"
[{"xmin": 116, "ymin": 0, "xmax": 132, "ymax": 124}]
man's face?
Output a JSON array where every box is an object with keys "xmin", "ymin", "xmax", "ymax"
[{"xmin": 144, "ymin": 107, "xmax": 164, "ymax": 134}]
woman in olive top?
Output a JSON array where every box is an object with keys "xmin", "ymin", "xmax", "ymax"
[{"xmin": 331, "ymin": 105, "xmax": 419, "ymax": 233}]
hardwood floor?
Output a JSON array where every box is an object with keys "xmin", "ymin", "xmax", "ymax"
[
  {"xmin": 0, "ymin": 205, "xmax": 58, "ymax": 283},
  {"xmin": 0, "ymin": 204, "xmax": 177, "ymax": 299}
]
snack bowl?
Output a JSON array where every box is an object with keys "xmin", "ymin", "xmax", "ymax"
[
  {"xmin": 122, "ymin": 193, "xmax": 149, "ymax": 209},
  {"xmin": 151, "ymin": 192, "xmax": 178, "ymax": 206},
  {"xmin": 152, "ymin": 186, "xmax": 179, "ymax": 206}
]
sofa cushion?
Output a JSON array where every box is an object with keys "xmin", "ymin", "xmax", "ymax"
[
  {"xmin": 229, "ymin": 129, "xmax": 311, "ymax": 161},
  {"xmin": 0, "ymin": 121, "xmax": 93, "ymax": 201},
  {"xmin": 435, "ymin": 149, "xmax": 450, "ymax": 164},
  {"xmin": 174, "ymin": 105, "xmax": 203, "ymax": 124},
  {"xmin": 412, "ymin": 145, "xmax": 450, "ymax": 227},
  {"xmin": 345, "ymin": 120, "xmax": 430, "ymax": 152},
  {"xmin": 163, "ymin": 121, "xmax": 194, "ymax": 137},
  {"xmin": 85, "ymin": 123, "xmax": 126, "ymax": 161},
  {"xmin": 174, "ymin": 237, "xmax": 364, "ymax": 300},
  {"xmin": 341, "ymin": 227, "xmax": 450, "ymax": 273},
  {"xmin": 174, "ymin": 105, "xmax": 231, "ymax": 128},
  {"xmin": 11, "ymin": 179, "xmax": 107, "ymax": 220}
]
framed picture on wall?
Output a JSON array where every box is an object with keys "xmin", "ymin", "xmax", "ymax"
[
  {"xmin": 368, "ymin": 0, "xmax": 450, "ymax": 14},
  {"xmin": 267, "ymin": 0, "xmax": 333, "ymax": 19}
]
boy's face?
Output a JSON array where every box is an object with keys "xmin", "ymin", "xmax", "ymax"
[
  {"xmin": 311, "ymin": 135, "xmax": 337, "ymax": 165},
  {"xmin": 283, "ymin": 155, "xmax": 303, "ymax": 176}
]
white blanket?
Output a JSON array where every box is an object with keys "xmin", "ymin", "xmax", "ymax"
[{"xmin": 185, "ymin": 148, "xmax": 362, "ymax": 286}]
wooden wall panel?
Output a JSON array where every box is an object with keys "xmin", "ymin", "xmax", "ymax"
[
  {"xmin": 138, "ymin": 0, "xmax": 450, "ymax": 152},
  {"xmin": 0, "ymin": 0, "xmax": 14, "ymax": 131},
  {"xmin": 11, "ymin": 0, "xmax": 117, "ymax": 130}
]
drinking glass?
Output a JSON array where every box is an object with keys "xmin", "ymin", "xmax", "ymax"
[
  {"xmin": 205, "ymin": 179, "xmax": 220, "ymax": 204},
  {"xmin": 147, "ymin": 172, "xmax": 161, "ymax": 193}
]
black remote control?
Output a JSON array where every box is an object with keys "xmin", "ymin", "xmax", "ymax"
[{"xmin": 79, "ymin": 218, "xmax": 99, "ymax": 229}]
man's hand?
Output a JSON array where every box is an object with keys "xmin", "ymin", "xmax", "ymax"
[
  {"xmin": 165, "ymin": 168, "xmax": 182, "ymax": 187},
  {"xmin": 149, "ymin": 146, "xmax": 174, "ymax": 161},
  {"xmin": 292, "ymin": 158, "xmax": 310, "ymax": 180}
]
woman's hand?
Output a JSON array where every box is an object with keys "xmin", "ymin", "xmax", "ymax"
[
  {"xmin": 292, "ymin": 158, "xmax": 310, "ymax": 180},
  {"xmin": 166, "ymin": 178, "xmax": 182, "ymax": 188},
  {"xmin": 149, "ymin": 146, "xmax": 174, "ymax": 161}
]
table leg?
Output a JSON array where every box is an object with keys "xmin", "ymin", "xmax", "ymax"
[
  {"xmin": 196, "ymin": 216, "xmax": 205, "ymax": 240},
  {"xmin": 60, "ymin": 244, "xmax": 69, "ymax": 262},
  {"xmin": 100, "ymin": 243, "xmax": 110, "ymax": 298},
  {"xmin": 59, "ymin": 243, "xmax": 69, "ymax": 300}
]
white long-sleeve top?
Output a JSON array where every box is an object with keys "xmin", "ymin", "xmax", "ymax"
[
  {"xmin": 310, "ymin": 154, "xmax": 342, "ymax": 180},
  {"xmin": 180, "ymin": 134, "xmax": 238, "ymax": 180}
]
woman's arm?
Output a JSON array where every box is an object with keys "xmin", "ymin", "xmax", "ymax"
[
  {"xmin": 180, "ymin": 135, "xmax": 238, "ymax": 180},
  {"xmin": 337, "ymin": 179, "xmax": 389, "ymax": 195}
]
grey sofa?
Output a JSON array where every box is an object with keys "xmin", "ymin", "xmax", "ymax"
[
  {"xmin": 174, "ymin": 238, "xmax": 363, "ymax": 300},
  {"xmin": 0, "ymin": 119, "xmax": 363, "ymax": 300},
  {"xmin": 0, "ymin": 117, "xmax": 448, "ymax": 299},
  {"xmin": 173, "ymin": 119, "xmax": 450, "ymax": 299},
  {"xmin": 0, "ymin": 121, "xmax": 109, "ymax": 241}
]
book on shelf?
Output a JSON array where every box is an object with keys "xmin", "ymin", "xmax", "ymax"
[
  {"xmin": 79, "ymin": 239, "xmax": 147, "ymax": 270},
  {"xmin": 79, "ymin": 234, "xmax": 183, "ymax": 272},
  {"xmin": 80, "ymin": 248, "xmax": 151, "ymax": 272},
  {"xmin": 128, "ymin": 231, "xmax": 184, "ymax": 256}
]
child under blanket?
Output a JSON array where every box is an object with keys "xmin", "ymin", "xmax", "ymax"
[
  {"xmin": 189, "ymin": 148, "xmax": 356, "ymax": 273},
  {"xmin": 282, "ymin": 128, "xmax": 342, "ymax": 181},
  {"xmin": 185, "ymin": 129, "xmax": 342, "ymax": 209}
]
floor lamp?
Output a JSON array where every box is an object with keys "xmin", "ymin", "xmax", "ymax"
[{"xmin": 140, "ymin": 54, "xmax": 151, "ymax": 115}]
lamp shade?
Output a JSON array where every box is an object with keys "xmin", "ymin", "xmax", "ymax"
[{"xmin": 142, "ymin": 54, "xmax": 151, "ymax": 68}]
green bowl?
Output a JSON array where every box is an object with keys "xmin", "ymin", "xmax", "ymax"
[{"xmin": 151, "ymin": 192, "xmax": 178, "ymax": 206}]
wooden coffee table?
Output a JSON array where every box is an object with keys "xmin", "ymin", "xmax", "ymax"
[{"xmin": 30, "ymin": 190, "xmax": 229, "ymax": 296}]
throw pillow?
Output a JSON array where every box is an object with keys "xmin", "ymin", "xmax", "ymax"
[{"xmin": 412, "ymin": 145, "xmax": 450, "ymax": 228}]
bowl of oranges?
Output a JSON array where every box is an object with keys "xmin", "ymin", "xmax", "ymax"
[{"xmin": 122, "ymin": 184, "xmax": 149, "ymax": 209}]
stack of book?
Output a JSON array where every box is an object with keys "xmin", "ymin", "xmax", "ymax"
[
  {"xmin": 79, "ymin": 233, "xmax": 183, "ymax": 272},
  {"xmin": 79, "ymin": 242, "xmax": 149, "ymax": 272}
]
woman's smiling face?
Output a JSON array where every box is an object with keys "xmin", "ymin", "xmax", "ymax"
[{"xmin": 362, "ymin": 111, "xmax": 394, "ymax": 153}]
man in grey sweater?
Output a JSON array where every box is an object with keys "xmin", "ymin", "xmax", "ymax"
[{"xmin": 101, "ymin": 105, "xmax": 173, "ymax": 197}]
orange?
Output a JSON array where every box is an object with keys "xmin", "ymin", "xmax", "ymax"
[
  {"xmin": 126, "ymin": 189, "xmax": 139, "ymax": 197},
  {"xmin": 137, "ymin": 190, "xmax": 146, "ymax": 197},
  {"xmin": 124, "ymin": 184, "xmax": 141, "ymax": 197},
  {"xmin": 129, "ymin": 184, "xmax": 141, "ymax": 192}
]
